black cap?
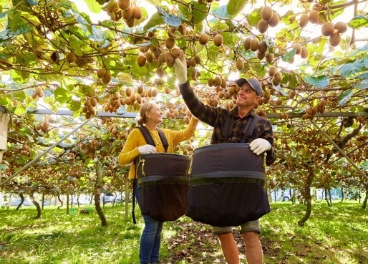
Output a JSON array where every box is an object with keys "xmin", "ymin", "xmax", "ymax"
[{"xmin": 236, "ymin": 78, "xmax": 262, "ymax": 96}]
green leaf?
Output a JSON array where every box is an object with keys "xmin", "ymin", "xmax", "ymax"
[
  {"xmin": 67, "ymin": 99, "xmax": 82, "ymax": 111},
  {"xmin": 68, "ymin": 35, "xmax": 84, "ymax": 57},
  {"xmin": 211, "ymin": 5, "xmax": 232, "ymax": 19},
  {"xmin": 143, "ymin": 12, "xmax": 164, "ymax": 31},
  {"xmin": 247, "ymin": 9, "xmax": 261, "ymax": 27},
  {"xmin": 157, "ymin": 6, "xmax": 181, "ymax": 27},
  {"xmin": 54, "ymin": 87, "xmax": 71, "ymax": 104},
  {"xmin": 303, "ymin": 75, "xmax": 329, "ymax": 88},
  {"xmin": 348, "ymin": 15, "xmax": 368, "ymax": 29},
  {"xmin": 282, "ymin": 49, "xmax": 296, "ymax": 63},
  {"xmin": 192, "ymin": 2, "xmax": 208, "ymax": 24},
  {"xmin": 337, "ymin": 90, "xmax": 353, "ymax": 106},
  {"xmin": 354, "ymin": 80, "xmax": 368, "ymax": 90},
  {"xmin": 227, "ymin": 0, "xmax": 248, "ymax": 16},
  {"xmin": 340, "ymin": 59, "xmax": 365, "ymax": 78},
  {"xmin": 82, "ymin": 0, "xmax": 102, "ymax": 13}
]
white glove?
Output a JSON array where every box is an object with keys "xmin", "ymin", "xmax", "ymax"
[
  {"xmin": 250, "ymin": 138, "xmax": 271, "ymax": 155},
  {"xmin": 138, "ymin": 144, "xmax": 157, "ymax": 155},
  {"xmin": 174, "ymin": 57, "xmax": 187, "ymax": 84}
]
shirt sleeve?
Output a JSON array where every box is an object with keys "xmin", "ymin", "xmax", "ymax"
[
  {"xmin": 118, "ymin": 129, "xmax": 143, "ymax": 166},
  {"xmin": 163, "ymin": 116, "xmax": 198, "ymax": 145}
]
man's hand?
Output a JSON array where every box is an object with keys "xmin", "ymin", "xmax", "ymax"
[
  {"xmin": 250, "ymin": 138, "xmax": 271, "ymax": 155},
  {"xmin": 174, "ymin": 57, "xmax": 187, "ymax": 84},
  {"xmin": 138, "ymin": 144, "xmax": 157, "ymax": 155}
]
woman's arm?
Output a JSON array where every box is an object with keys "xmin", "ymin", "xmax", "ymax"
[
  {"xmin": 165, "ymin": 117, "xmax": 199, "ymax": 144},
  {"xmin": 118, "ymin": 129, "xmax": 143, "ymax": 166}
]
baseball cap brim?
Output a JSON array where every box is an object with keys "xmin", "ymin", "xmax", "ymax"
[{"xmin": 236, "ymin": 78, "xmax": 262, "ymax": 96}]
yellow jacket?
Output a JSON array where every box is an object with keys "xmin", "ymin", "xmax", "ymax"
[{"xmin": 118, "ymin": 118, "xmax": 198, "ymax": 179}]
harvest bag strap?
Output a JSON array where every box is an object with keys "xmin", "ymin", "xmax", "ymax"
[
  {"xmin": 221, "ymin": 114, "xmax": 260, "ymax": 142},
  {"xmin": 132, "ymin": 126, "xmax": 169, "ymax": 224}
]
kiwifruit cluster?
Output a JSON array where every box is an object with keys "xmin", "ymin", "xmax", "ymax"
[
  {"xmin": 82, "ymin": 97, "xmax": 98, "ymax": 119},
  {"xmin": 66, "ymin": 52, "xmax": 76, "ymax": 63},
  {"xmin": 293, "ymin": 43, "xmax": 308, "ymax": 59},
  {"xmin": 301, "ymin": 105, "xmax": 319, "ymax": 120},
  {"xmin": 243, "ymin": 37, "xmax": 273, "ymax": 63},
  {"xmin": 267, "ymin": 66, "xmax": 283, "ymax": 86},
  {"xmin": 96, "ymin": 68, "xmax": 111, "ymax": 84},
  {"xmin": 257, "ymin": 6, "xmax": 280, "ymax": 33},
  {"xmin": 116, "ymin": 0, "xmax": 142, "ymax": 27},
  {"xmin": 279, "ymin": 112, "xmax": 289, "ymax": 119},
  {"xmin": 321, "ymin": 21, "xmax": 347, "ymax": 47},
  {"xmin": 36, "ymin": 121, "xmax": 50, "ymax": 133},
  {"xmin": 168, "ymin": 24, "xmax": 186, "ymax": 37},
  {"xmin": 32, "ymin": 86, "xmax": 44, "ymax": 99}
]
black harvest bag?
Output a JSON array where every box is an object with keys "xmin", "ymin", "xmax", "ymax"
[{"xmin": 186, "ymin": 143, "xmax": 270, "ymax": 227}]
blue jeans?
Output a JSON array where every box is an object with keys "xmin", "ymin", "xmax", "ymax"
[{"xmin": 134, "ymin": 180, "xmax": 163, "ymax": 264}]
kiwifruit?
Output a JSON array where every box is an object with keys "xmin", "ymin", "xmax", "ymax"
[
  {"xmin": 164, "ymin": 52, "xmax": 175, "ymax": 65},
  {"xmin": 300, "ymin": 46, "xmax": 308, "ymax": 58},
  {"xmin": 171, "ymin": 47, "xmax": 181, "ymax": 58},
  {"xmin": 145, "ymin": 51, "xmax": 153, "ymax": 62},
  {"xmin": 132, "ymin": 6, "xmax": 142, "ymax": 19},
  {"xmin": 214, "ymin": 76, "xmax": 222, "ymax": 86},
  {"xmin": 261, "ymin": 6, "xmax": 273, "ymax": 22},
  {"xmin": 137, "ymin": 85, "xmax": 144, "ymax": 94},
  {"xmin": 272, "ymin": 77, "xmax": 280, "ymax": 86},
  {"xmin": 321, "ymin": 22, "xmax": 335, "ymax": 36},
  {"xmin": 288, "ymin": 90, "xmax": 296, "ymax": 99},
  {"xmin": 90, "ymin": 97, "xmax": 97, "ymax": 107},
  {"xmin": 137, "ymin": 55, "xmax": 146, "ymax": 67},
  {"xmin": 293, "ymin": 43, "xmax": 302, "ymax": 55},
  {"xmin": 66, "ymin": 52, "xmax": 76, "ymax": 63},
  {"xmin": 236, "ymin": 59, "xmax": 244, "ymax": 71},
  {"xmin": 125, "ymin": 87, "xmax": 132, "ymax": 96},
  {"xmin": 329, "ymin": 32, "xmax": 341, "ymax": 47},
  {"xmin": 268, "ymin": 13, "xmax": 279, "ymax": 27},
  {"xmin": 189, "ymin": 58, "xmax": 196, "ymax": 67},
  {"xmin": 258, "ymin": 40, "xmax": 268, "ymax": 53},
  {"xmin": 122, "ymin": 6, "xmax": 133, "ymax": 19},
  {"xmin": 165, "ymin": 38, "xmax": 175, "ymax": 49},
  {"xmin": 207, "ymin": 77, "xmax": 214, "ymax": 86},
  {"xmin": 213, "ymin": 34, "xmax": 223, "ymax": 47},
  {"xmin": 299, "ymin": 14, "xmax": 309, "ymax": 28},
  {"xmin": 334, "ymin": 21, "xmax": 347, "ymax": 33},
  {"xmin": 257, "ymin": 19, "xmax": 268, "ymax": 33},
  {"xmin": 243, "ymin": 37, "xmax": 251, "ymax": 50},
  {"xmin": 199, "ymin": 33, "xmax": 209, "ymax": 45},
  {"xmin": 117, "ymin": 0, "xmax": 130, "ymax": 10},
  {"xmin": 97, "ymin": 68, "xmax": 106, "ymax": 78},
  {"xmin": 157, "ymin": 53, "xmax": 165, "ymax": 65},
  {"xmin": 221, "ymin": 78, "xmax": 227, "ymax": 88},
  {"xmin": 36, "ymin": 87, "xmax": 43, "ymax": 97},
  {"xmin": 125, "ymin": 16, "xmax": 135, "ymax": 27},
  {"xmin": 250, "ymin": 38, "xmax": 259, "ymax": 51},
  {"xmin": 257, "ymin": 51, "xmax": 265, "ymax": 60},
  {"xmin": 178, "ymin": 24, "xmax": 186, "ymax": 35},
  {"xmin": 268, "ymin": 66, "xmax": 277, "ymax": 76},
  {"xmin": 308, "ymin": 10, "xmax": 319, "ymax": 24},
  {"xmin": 139, "ymin": 46, "xmax": 149, "ymax": 53},
  {"xmin": 194, "ymin": 55, "xmax": 201, "ymax": 65},
  {"xmin": 274, "ymin": 71, "xmax": 282, "ymax": 83},
  {"xmin": 102, "ymin": 71, "xmax": 111, "ymax": 84},
  {"xmin": 265, "ymin": 53, "xmax": 274, "ymax": 63}
]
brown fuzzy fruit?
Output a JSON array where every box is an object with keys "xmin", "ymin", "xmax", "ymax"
[
  {"xmin": 97, "ymin": 68, "xmax": 106, "ymax": 78},
  {"xmin": 165, "ymin": 38, "xmax": 175, "ymax": 49},
  {"xmin": 257, "ymin": 51, "xmax": 265, "ymax": 60},
  {"xmin": 145, "ymin": 52, "xmax": 153, "ymax": 62},
  {"xmin": 268, "ymin": 13, "xmax": 279, "ymax": 27},
  {"xmin": 122, "ymin": 6, "xmax": 133, "ymax": 19},
  {"xmin": 334, "ymin": 22, "xmax": 347, "ymax": 33},
  {"xmin": 102, "ymin": 71, "xmax": 111, "ymax": 84},
  {"xmin": 213, "ymin": 34, "xmax": 223, "ymax": 47},
  {"xmin": 265, "ymin": 53, "xmax": 274, "ymax": 63},
  {"xmin": 117, "ymin": 0, "xmax": 130, "ymax": 10},
  {"xmin": 178, "ymin": 24, "xmax": 186, "ymax": 35},
  {"xmin": 90, "ymin": 97, "xmax": 98, "ymax": 107},
  {"xmin": 268, "ymin": 66, "xmax": 277, "ymax": 76},
  {"xmin": 299, "ymin": 14, "xmax": 309, "ymax": 28},
  {"xmin": 137, "ymin": 55, "xmax": 146, "ymax": 67},
  {"xmin": 250, "ymin": 38, "xmax": 259, "ymax": 51},
  {"xmin": 171, "ymin": 47, "xmax": 181, "ymax": 58},
  {"xmin": 156, "ymin": 67, "xmax": 164, "ymax": 77},
  {"xmin": 274, "ymin": 71, "xmax": 282, "ymax": 83},
  {"xmin": 329, "ymin": 32, "xmax": 341, "ymax": 47},
  {"xmin": 257, "ymin": 19, "xmax": 268, "ymax": 33},
  {"xmin": 321, "ymin": 22, "xmax": 335, "ymax": 36},
  {"xmin": 258, "ymin": 40, "xmax": 268, "ymax": 53},
  {"xmin": 66, "ymin": 52, "xmax": 76, "ymax": 63},
  {"xmin": 261, "ymin": 6, "xmax": 273, "ymax": 22},
  {"xmin": 243, "ymin": 37, "xmax": 251, "ymax": 50},
  {"xmin": 132, "ymin": 6, "xmax": 142, "ymax": 20},
  {"xmin": 301, "ymin": 47, "xmax": 308, "ymax": 58},
  {"xmin": 308, "ymin": 10, "xmax": 319, "ymax": 24},
  {"xmin": 214, "ymin": 76, "xmax": 222, "ymax": 86},
  {"xmin": 199, "ymin": 33, "xmax": 209, "ymax": 45},
  {"xmin": 194, "ymin": 55, "xmax": 201, "ymax": 65},
  {"xmin": 293, "ymin": 43, "xmax": 302, "ymax": 55},
  {"xmin": 164, "ymin": 52, "xmax": 175, "ymax": 65},
  {"xmin": 236, "ymin": 60, "xmax": 244, "ymax": 71},
  {"xmin": 125, "ymin": 16, "xmax": 135, "ymax": 27}
]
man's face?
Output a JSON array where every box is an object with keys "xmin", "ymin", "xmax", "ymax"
[{"xmin": 236, "ymin": 83, "xmax": 260, "ymax": 107}]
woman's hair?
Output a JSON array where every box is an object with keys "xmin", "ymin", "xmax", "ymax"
[{"xmin": 136, "ymin": 102, "xmax": 155, "ymax": 126}]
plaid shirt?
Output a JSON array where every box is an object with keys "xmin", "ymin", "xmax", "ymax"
[{"xmin": 179, "ymin": 82, "xmax": 276, "ymax": 166}]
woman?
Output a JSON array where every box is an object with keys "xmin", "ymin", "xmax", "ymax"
[{"xmin": 118, "ymin": 102, "xmax": 198, "ymax": 264}]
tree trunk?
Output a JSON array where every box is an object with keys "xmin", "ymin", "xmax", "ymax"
[
  {"xmin": 66, "ymin": 192, "xmax": 70, "ymax": 215},
  {"xmin": 341, "ymin": 187, "xmax": 344, "ymax": 202},
  {"xmin": 41, "ymin": 192, "xmax": 45, "ymax": 210},
  {"xmin": 298, "ymin": 169, "xmax": 314, "ymax": 226},
  {"xmin": 95, "ymin": 161, "xmax": 108, "ymax": 226},
  {"xmin": 362, "ymin": 188, "xmax": 368, "ymax": 209},
  {"xmin": 57, "ymin": 194, "xmax": 63, "ymax": 209},
  {"xmin": 30, "ymin": 192, "xmax": 41, "ymax": 219},
  {"xmin": 15, "ymin": 193, "xmax": 25, "ymax": 210}
]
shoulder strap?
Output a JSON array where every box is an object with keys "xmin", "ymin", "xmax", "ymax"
[
  {"xmin": 242, "ymin": 114, "xmax": 260, "ymax": 142},
  {"xmin": 137, "ymin": 126, "xmax": 169, "ymax": 152},
  {"xmin": 221, "ymin": 115, "xmax": 234, "ymax": 142}
]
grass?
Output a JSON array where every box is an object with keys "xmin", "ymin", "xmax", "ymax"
[{"xmin": 0, "ymin": 201, "xmax": 367, "ymax": 264}]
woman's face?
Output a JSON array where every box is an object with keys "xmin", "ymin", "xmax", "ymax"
[{"xmin": 146, "ymin": 104, "xmax": 163, "ymax": 124}]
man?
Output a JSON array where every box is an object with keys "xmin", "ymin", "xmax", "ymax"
[{"xmin": 174, "ymin": 57, "xmax": 276, "ymax": 264}]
